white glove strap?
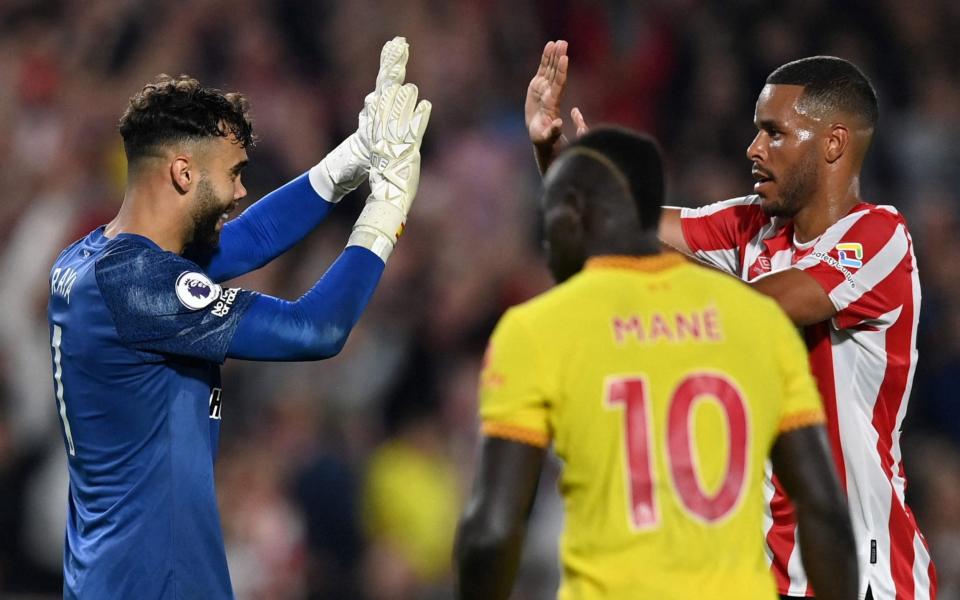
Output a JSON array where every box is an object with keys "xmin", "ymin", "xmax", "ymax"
[{"xmin": 346, "ymin": 200, "xmax": 406, "ymax": 262}]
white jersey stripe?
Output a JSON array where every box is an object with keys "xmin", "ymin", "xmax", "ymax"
[
  {"xmin": 831, "ymin": 325, "xmax": 890, "ymax": 598},
  {"xmin": 913, "ymin": 532, "xmax": 931, "ymax": 600},
  {"xmin": 891, "ymin": 237, "xmax": 923, "ymax": 479},
  {"xmin": 761, "ymin": 461, "xmax": 775, "ymax": 568},
  {"xmin": 693, "ymin": 248, "xmax": 740, "ymax": 275},
  {"xmin": 785, "ymin": 526, "xmax": 808, "ymax": 596},
  {"xmin": 674, "ymin": 195, "xmax": 761, "ymax": 218}
]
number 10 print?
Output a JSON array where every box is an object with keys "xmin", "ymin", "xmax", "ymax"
[{"xmin": 605, "ymin": 373, "xmax": 750, "ymax": 530}]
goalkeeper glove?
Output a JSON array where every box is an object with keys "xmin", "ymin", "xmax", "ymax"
[
  {"xmin": 348, "ymin": 82, "xmax": 432, "ymax": 261},
  {"xmin": 309, "ymin": 36, "xmax": 409, "ymax": 202}
]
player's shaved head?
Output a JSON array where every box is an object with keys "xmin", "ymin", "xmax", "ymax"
[
  {"xmin": 541, "ymin": 127, "xmax": 665, "ymax": 282},
  {"xmin": 767, "ymin": 56, "xmax": 878, "ymax": 129},
  {"xmin": 545, "ymin": 148, "xmax": 637, "ymax": 221},
  {"xmin": 570, "ymin": 127, "xmax": 665, "ymax": 232}
]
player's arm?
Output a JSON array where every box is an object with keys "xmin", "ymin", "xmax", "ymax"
[
  {"xmin": 456, "ymin": 308, "xmax": 552, "ymax": 599},
  {"xmin": 193, "ymin": 37, "xmax": 410, "ymax": 283},
  {"xmin": 226, "ymin": 245, "xmax": 382, "ymax": 360},
  {"xmin": 454, "ymin": 437, "xmax": 544, "ymax": 600},
  {"xmin": 749, "ymin": 268, "xmax": 837, "ymax": 326},
  {"xmin": 657, "ymin": 207, "xmax": 691, "ymax": 254},
  {"xmin": 228, "ymin": 83, "xmax": 431, "ymax": 360},
  {"xmin": 526, "ymin": 40, "xmax": 591, "ymax": 174},
  {"xmin": 770, "ymin": 426, "xmax": 858, "ymax": 600},
  {"xmin": 524, "ymin": 42, "xmax": 740, "ymax": 261},
  {"xmin": 753, "ymin": 210, "xmax": 911, "ymax": 327},
  {"xmin": 106, "ymin": 83, "xmax": 430, "ymax": 364}
]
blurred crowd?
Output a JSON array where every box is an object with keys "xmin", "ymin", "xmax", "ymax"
[{"xmin": 0, "ymin": 0, "xmax": 958, "ymax": 598}]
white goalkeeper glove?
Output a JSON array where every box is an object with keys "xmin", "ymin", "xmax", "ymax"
[
  {"xmin": 309, "ymin": 36, "xmax": 409, "ymax": 202},
  {"xmin": 347, "ymin": 82, "xmax": 432, "ymax": 261}
]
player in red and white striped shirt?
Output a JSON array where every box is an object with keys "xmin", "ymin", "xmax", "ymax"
[{"xmin": 526, "ymin": 43, "xmax": 935, "ymax": 600}]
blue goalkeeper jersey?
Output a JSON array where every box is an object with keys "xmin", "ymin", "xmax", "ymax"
[{"xmin": 48, "ymin": 227, "xmax": 254, "ymax": 599}]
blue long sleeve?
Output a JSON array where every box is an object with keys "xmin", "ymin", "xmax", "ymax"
[
  {"xmin": 192, "ymin": 173, "xmax": 336, "ymax": 282},
  {"xmin": 226, "ymin": 246, "xmax": 384, "ymax": 361}
]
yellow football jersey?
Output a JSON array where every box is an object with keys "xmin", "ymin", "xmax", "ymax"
[{"xmin": 479, "ymin": 253, "xmax": 824, "ymax": 600}]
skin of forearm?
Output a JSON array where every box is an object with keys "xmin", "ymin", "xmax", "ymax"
[
  {"xmin": 794, "ymin": 503, "xmax": 859, "ymax": 599},
  {"xmin": 455, "ymin": 524, "xmax": 525, "ymax": 600}
]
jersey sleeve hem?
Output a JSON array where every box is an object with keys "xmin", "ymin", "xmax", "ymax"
[
  {"xmin": 482, "ymin": 421, "xmax": 550, "ymax": 448},
  {"xmin": 778, "ymin": 408, "xmax": 826, "ymax": 433}
]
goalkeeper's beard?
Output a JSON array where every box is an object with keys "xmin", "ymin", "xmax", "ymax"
[{"xmin": 188, "ymin": 178, "xmax": 228, "ymax": 251}]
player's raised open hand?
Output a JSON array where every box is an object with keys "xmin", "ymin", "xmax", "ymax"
[
  {"xmin": 369, "ymin": 82, "xmax": 431, "ymax": 214},
  {"xmin": 347, "ymin": 81, "xmax": 431, "ymax": 261},
  {"xmin": 359, "ymin": 36, "xmax": 409, "ymax": 154},
  {"xmin": 525, "ymin": 40, "xmax": 570, "ymax": 146},
  {"xmin": 315, "ymin": 36, "xmax": 410, "ymax": 202}
]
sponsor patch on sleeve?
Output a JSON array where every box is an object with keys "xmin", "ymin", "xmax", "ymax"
[
  {"xmin": 836, "ymin": 242, "xmax": 863, "ymax": 268},
  {"xmin": 210, "ymin": 287, "xmax": 241, "ymax": 318},
  {"xmin": 809, "ymin": 252, "xmax": 858, "ymax": 288},
  {"xmin": 175, "ymin": 272, "xmax": 222, "ymax": 310}
]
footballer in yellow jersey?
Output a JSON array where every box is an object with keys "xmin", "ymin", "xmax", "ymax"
[
  {"xmin": 480, "ymin": 253, "xmax": 819, "ymax": 599},
  {"xmin": 454, "ymin": 127, "xmax": 857, "ymax": 600}
]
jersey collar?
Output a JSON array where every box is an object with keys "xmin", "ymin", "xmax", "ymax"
[{"xmin": 585, "ymin": 253, "xmax": 686, "ymax": 273}]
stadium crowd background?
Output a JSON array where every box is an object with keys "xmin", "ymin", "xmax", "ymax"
[{"xmin": 0, "ymin": 0, "xmax": 958, "ymax": 598}]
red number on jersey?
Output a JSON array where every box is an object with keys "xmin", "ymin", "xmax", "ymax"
[
  {"xmin": 606, "ymin": 377, "xmax": 657, "ymax": 529},
  {"xmin": 606, "ymin": 372, "xmax": 750, "ymax": 529}
]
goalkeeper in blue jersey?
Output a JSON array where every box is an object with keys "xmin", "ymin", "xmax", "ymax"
[{"xmin": 46, "ymin": 37, "xmax": 430, "ymax": 599}]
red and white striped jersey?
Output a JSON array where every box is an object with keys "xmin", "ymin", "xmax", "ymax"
[{"xmin": 679, "ymin": 196, "xmax": 936, "ymax": 600}]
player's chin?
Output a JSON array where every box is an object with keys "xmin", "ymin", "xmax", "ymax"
[{"xmin": 759, "ymin": 195, "xmax": 782, "ymax": 216}]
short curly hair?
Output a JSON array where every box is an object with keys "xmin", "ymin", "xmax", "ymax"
[{"xmin": 118, "ymin": 74, "xmax": 255, "ymax": 162}]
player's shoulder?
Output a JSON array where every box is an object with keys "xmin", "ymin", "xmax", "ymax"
[
  {"xmin": 95, "ymin": 236, "xmax": 221, "ymax": 315},
  {"xmin": 506, "ymin": 271, "xmax": 592, "ymax": 320},
  {"xmin": 679, "ymin": 194, "xmax": 765, "ymax": 218},
  {"xmin": 489, "ymin": 277, "xmax": 584, "ymax": 346},
  {"xmin": 96, "ymin": 235, "xmax": 186, "ymax": 272},
  {"xmin": 689, "ymin": 194, "xmax": 764, "ymax": 211},
  {"xmin": 51, "ymin": 236, "xmax": 86, "ymax": 269},
  {"xmin": 832, "ymin": 202, "xmax": 909, "ymax": 235}
]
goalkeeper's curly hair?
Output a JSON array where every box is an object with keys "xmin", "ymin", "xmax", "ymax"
[{"xmin": 118, "ymin": 74, "xmax": 255, "ymax": 163}]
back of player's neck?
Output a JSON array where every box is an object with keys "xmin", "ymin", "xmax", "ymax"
[
  {"xmin": 589, "ymin": 231, "xmax": 660, "ymax": 257},
  {"xmin": 105, "ymin": 210, "xmax": 183, "ymax": 254}
]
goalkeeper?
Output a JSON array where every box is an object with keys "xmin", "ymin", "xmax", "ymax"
[{"xmin": 47, "ymin": 38, "xmax": 430, "ymax": 598}]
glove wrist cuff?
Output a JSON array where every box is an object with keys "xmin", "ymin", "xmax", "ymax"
[
  {"xmin": 346, "ymin": 200, "xmax": 406, "ymax": 262},
  {"xmin": 346, "ymin": 229, "xmax": 394, "ymax": 262}
]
